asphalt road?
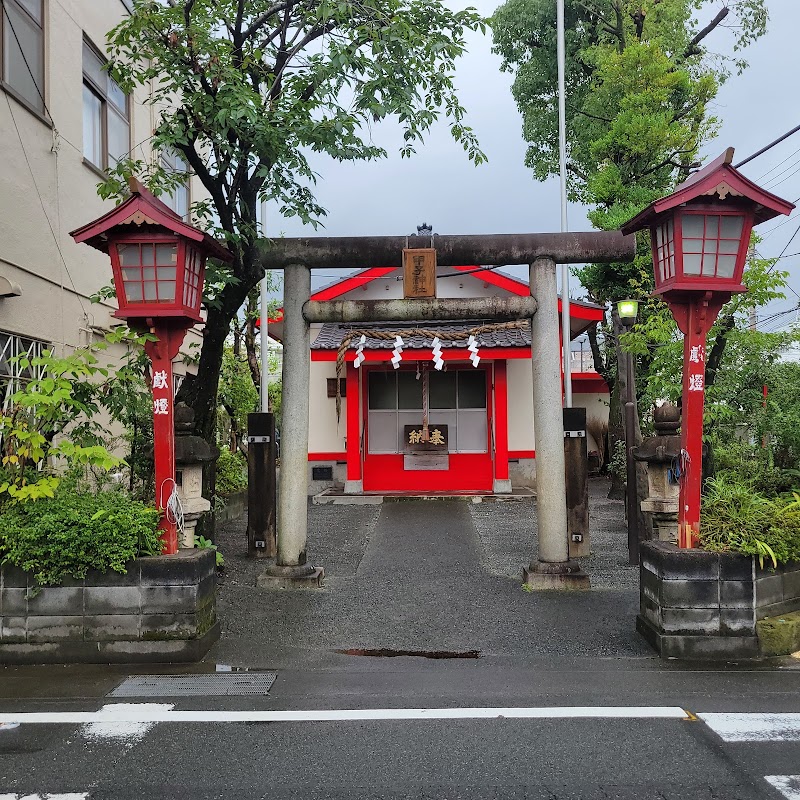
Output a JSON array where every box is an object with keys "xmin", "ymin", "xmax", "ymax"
[
  {"xmin": 2, "ymin": 487, "xmax": 799, "ymax": 798},
  {"xmin": 1, "ymin": 656, "xmax": 799, "ymax": 799}
]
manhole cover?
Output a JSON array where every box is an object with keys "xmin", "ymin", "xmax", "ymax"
[{"xmin": 109, "ymin": 672, "xmax": 277, "ymax": 697}]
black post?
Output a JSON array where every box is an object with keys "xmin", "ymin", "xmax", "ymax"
[
  {"xmin": 247, "ymin": 412, "xmax": 276, "ymax": 558},
  {"xmin": 564, "ymin": 406, "xmax": 589, "ymax": 558},
  {"xmin": 623, "ymin": 345, "xmax": 641, "ymax": 565}
]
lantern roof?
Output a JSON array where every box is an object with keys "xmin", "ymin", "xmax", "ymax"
[
  {"xmin": 70, "ymin": 177, "xmax": 233, "ymax": 262},
  {"xmin": 621, "ymin": 148, "xmax": 795, "ymax": 235}
]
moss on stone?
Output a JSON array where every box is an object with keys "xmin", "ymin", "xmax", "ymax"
[{"xmin": 757, "ymin": 611, "xmax": 800, "ymax": 657}]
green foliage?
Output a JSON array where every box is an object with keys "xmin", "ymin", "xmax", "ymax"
[
  {"xmin": 0, "ymin": 485, "xmax": 162, "ymax": 587},
  {"xmin": 700, "ymin": 477, "xmax": 800, "ymax": 567},
  {"xmin": 491, "ymin": 0, "xmax": 766, "ymax": 208},
  {"xmin": 712, "ymin": 437, "xmax": 800, "ymax": 496},
  {"xmin": 100, "ymin": 0, "xmax": 486, "ymax": 253},
  {"xmin": 219, "ymin": 348, "xmax": 259, "ymax": 438},
  {"xmin": 96, "ymin": 1, "xmax": 488, "ymax": 445},
  {"xmin": 215, "ymin": 448, "xmax": 248, "ymax": 497},
  {"xmin": 195, "ymin": 534, "xmax": 224, "ymax": 568},
  {"xmin": 492, "ymin": 0, "xmax": 768, "ymax": 415},
  {"xmin": 608, "ymin": 438, "xmax": 626, "ymax": 483},
  {"xmin": 757, "ymin": 361, "xmax": 800, "ymax": 470},
  {"xmin": 0, "ymin": 330, "xmax": 153, "ymax": 508}
]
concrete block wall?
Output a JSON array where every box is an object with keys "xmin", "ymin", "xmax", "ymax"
[
  {"xmin": 0, "ymin": 549, "xmax": 219, "ymax": 664},
  {"xmin": 637, "ymin": 541, "xmax": 800, "ymax": 660}
]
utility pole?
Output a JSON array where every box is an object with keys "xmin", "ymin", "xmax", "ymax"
[{"xmin": 557, "ymin": 0, "xmax": 572, "ymax": 407}]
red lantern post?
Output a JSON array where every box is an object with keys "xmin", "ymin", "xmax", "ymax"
[
  {"xmin": 71, "ymin": 179, "xmax": 232, "ymax": 554},
  {"xmin": 622, "ymin": 148, "xmax": 794, "ymax": 547}
]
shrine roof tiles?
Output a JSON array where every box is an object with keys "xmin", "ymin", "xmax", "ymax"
[{"xmin": 310, "ymin": 321, "xmax": 531, "ymax": 350}]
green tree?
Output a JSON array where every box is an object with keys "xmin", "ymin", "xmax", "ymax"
[
  {"xmin": 100, "ymin": 0, "xmax": 486, "ymax": 444},
  {"xmin": 491, "ymin": 0, "xmax": 768, "ymax": 370},
  {"xmin": 492, "ymin": 0, "xmax": 767, "ymax": 502}
]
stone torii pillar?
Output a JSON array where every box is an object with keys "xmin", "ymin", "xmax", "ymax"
[
  {"xmin": 254, "ymin": 232, "xmax": 634, "ymax": 588},
  {"xmin": 258, "ymin": 263, "xmax": 324, "ymax": 588},
  {"xmin": 524, "ymin": 257, "xmax": 589, "ymax": 589}
]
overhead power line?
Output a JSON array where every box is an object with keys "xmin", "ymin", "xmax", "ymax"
[{"xmin": 735, "ymin": 123, "xmax": 800, "ymax": 169}]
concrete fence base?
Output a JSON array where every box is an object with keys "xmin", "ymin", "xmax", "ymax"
[
  {"xmin": 637, "ymin": 540, "xmax": 800, "ymax": 660},
  {"xmin": 0, "ymin": 549, "xmax": 219, "ymax": 664}
]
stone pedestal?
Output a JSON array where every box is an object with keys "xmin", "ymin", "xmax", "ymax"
[
  {"xmin": 258, "ymin": 564, "xmax": 325, "ymax": 589},
  {"xmin": 174, "ymin": 403, "xmax": 218, "ymax": 549},
  {"xmin": 523, "ymin": 560, "xmax": 591, "ymax": 590},
  {"xmin": 634, "ymin": 404, "xmax": 681, "ymax": 544}
]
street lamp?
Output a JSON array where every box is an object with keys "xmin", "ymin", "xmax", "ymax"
[
  {"xmin": 71, "ymin": 178, "xmax": 232, "ymax": 554},
  {"xmin": 617, "ymin": 299, "xmax": 639, "ymax": 328},
  {"xmin": 621, "ymin": 148, "xmax": 794, "ymax": 548},
  {"xmin": 616, "ymin": 298, "xmax": 640, "ymax": 564}
]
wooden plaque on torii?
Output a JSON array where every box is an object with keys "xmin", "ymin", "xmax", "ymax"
[{"xmin": 403, "ymin": 248, "xmax": 437, "ymax": 298}]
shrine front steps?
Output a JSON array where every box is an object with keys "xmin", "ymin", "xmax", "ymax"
[{"xmin": 312, "ymin": 487, "xmax": 536, "ymax": 505}]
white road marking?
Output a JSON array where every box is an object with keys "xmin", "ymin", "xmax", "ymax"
[
  {"xmin": 0, "ymin": 705, "xmax": 689, "ymax": 725},
  {"xmin": 80, "ymin": 703, "xmax": 174, "ymax": 746},
  {"xmin": 766, "ymin": 776, "xmax": 800, "ymax": 800},
  {"xmin": 698, "ymin": 713, "xmax": 800, "ymax": 742},
  {"xmin": 0, "ymin": 795, "xmax": 88, "ymax": 799}
]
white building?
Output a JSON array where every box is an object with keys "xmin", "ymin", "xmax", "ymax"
[{"xmin": 0, "ymin": 0, "xmax": 198, "ymax": 409}]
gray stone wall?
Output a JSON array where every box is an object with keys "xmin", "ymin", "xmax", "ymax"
[
  {"xmin": 638, "ymin": 541, "xmax": 800, "ymax": 660},
  {"xmin": 0, "ymin": 548, "xmax": 219, "ymax": 664}
]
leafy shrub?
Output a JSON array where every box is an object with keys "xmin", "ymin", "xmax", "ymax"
[
  {"xmin": 700, "ymin": 477, "xmax": 800, "ymax": 566},
  {"xmin": 710, "ymin": 440, "xmax": 800, "ymax": 498},
  {"xmin": 0, "ymin": 487, "xmax": 162, "ymax": 587},
  {"xmin": 0, "ymin": 329, "xmax": 153, "ymax": 507},
  {"xmin": 195, "ymin": 534, "xmax": 224, "ymax": 568},
  {"xmin": 216, "ymin": 448, "xmax": 247, "ymax": 496}
]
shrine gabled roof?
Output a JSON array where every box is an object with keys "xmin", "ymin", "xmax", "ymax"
[
  {"xmin": 311, "ymin": 321, "xmax": 531, "ymax": 351},
  {"xmin": 310, "ymin": 265, "xmax": 606, "ymax": 321},
  {"xmin": 621, "ymin": 148, "xmax": 796, "ymax": 234},
  {"xmin": 70, "ymin": 177, "xmax": 232, "ymax": 262}
]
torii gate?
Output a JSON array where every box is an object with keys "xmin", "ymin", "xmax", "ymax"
[{"xmin": 256, "ymin": 231, "xmax": 634, "ymax": 590}]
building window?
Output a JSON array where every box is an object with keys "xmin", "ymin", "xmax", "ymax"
[
  {"xmin": 1, "ymin": 0, "xmax": 45, "ymax": 115},
  {"xmin": 0, "ymin": 330, "xmax": 48, "ymax": 413},
  {"xmin": 82, "ymin": 39, "xmax": 129, "ymax": 171},
  {"xmin": 367, "ymin": 368, "xmax": 487, "ymax": 454},
  {"xmin": 160, "ymin": 148, "xmax": 190, "ymax": 219}
]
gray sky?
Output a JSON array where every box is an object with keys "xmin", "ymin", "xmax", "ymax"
[{"xmin": 266, "ymin": 0, "xmax": 800, "ymax": 325}]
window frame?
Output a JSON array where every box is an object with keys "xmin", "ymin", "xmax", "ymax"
[
  {"xmin": 366, "ymin": 367, "xmax": 489, "ymax": 455},
  {"xmin": 0, "ymin": 0, "xmax": 47, "ymax": 122},
  {"xmin": 82, "ymin": 36, "xmax": 130, "ymax": 173},
  {"xmin": 0, "ymin": 328, "xmax": 49, "ymax": 414},
  {"xmin": 159, "ymin": 147, "xmax": 191, "ymax": 220}
]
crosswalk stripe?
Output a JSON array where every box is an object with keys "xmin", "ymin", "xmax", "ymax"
[
  {"xmin": 698, "ymin": 713, "xmax": 800, "ymax": 742},
  {"xmin": 765, "ymin": 775, "xmax": 800, "ymax": 799},
  {"xmin": 80, "ymin": 703, "xmax": 173, "ymax": 745},
  {"xmin": 0, "ymin": 705, "xmax": 690, "ymax": 724}
]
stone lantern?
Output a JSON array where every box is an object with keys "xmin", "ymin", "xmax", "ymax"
[
  {"xmin": 634, "ymin": 404, "xmax": 682, "ymax": 542},
  {"xmin": 174, "ymin": 403, "xmax": 218, "ymax": 548}
]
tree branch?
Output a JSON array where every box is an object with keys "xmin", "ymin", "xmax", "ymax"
[
  {"xmin": 682, "ymin": 6, "xmax": 729, "ymax": 59},
  {"xmin": 242, "ymin": 0, "xmax": 298, "ymax": 41},
  {"xmin": 706, "ymin": 314, "xmax": 736, "ymax": 388}
]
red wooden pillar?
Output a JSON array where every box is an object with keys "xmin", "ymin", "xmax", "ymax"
[
  {"xmin": 671, "ymin": 295, "xmax": 725, "ymax": 549},
  {"xmin": 144, "ymin": 324, "xmax": 188, "ymax": 555},
  {"xmin": 494, "ymin": 360, "xmax": 509, "ymax": 482},
  {"xmin": 346, "ymin": 363, "xmax": 361, "ymax": 484}
]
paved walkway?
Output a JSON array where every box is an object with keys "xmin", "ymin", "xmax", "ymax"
[{"xmin": 208, "ymin": 479, "xmax": 650, "ymax": 668}]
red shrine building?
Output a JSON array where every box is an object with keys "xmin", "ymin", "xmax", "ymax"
[{"xmin": 304, "ymin": 264, "xmax": 610, "ymax": 495}]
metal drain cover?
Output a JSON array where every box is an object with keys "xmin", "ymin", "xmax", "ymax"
[{"xmin": 109, "ymin": 672, "xmax": 277, "ymax": 697}]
